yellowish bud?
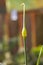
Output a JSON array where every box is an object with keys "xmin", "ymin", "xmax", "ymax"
[{"xmin": 22, "ymin": 27, "xmax": 27, "ymax": 38}]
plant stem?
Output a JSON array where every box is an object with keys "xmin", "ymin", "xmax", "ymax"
[{"xmin": 23, "ymin": 38, "xmax": 27, "ymax": 65}]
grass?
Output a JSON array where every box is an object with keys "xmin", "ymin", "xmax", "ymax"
[
  {"xmin": 36, "ymin": 46, "xmax": 43, "ymax": 65},
  {"xmin": 31, "ymin": 45, "xmax": 43, "ymax": 65}
]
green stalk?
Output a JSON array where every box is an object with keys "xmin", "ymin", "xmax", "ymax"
[
  {"xmin": 23, "ymin": 38, "xmax": 27, "ymax": 65},
  {"xmin": 36, "ymin": 46, "xmax": 43, "ymax": 65},
  {"xmin": 21, "ymin": 3, "xmax": 27, "ymax": 65}
]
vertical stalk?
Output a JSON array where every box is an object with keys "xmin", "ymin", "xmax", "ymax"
[
  {"xmin": 23, "ymin": 38, "xmax": 27, "ymax": 65},
  {"xmin": 21, "ymin": 3, "xmax": 27, "ymax": 65}
]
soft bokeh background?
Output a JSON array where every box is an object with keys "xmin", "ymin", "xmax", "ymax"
[{"xmin": 0, "ymin": 0, "xmax": 43, "ymax": 65}]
